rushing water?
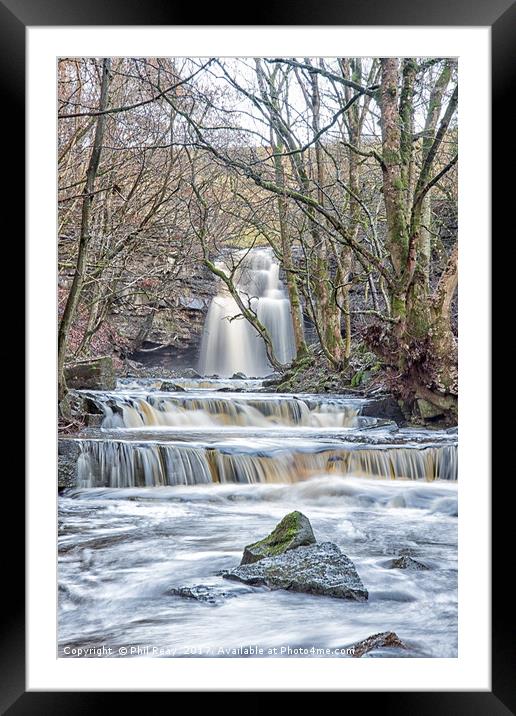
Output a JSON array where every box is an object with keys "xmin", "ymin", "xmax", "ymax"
[
  {"xmin": 59, "ymin": 478, "xmax": 457, "ymax": 658},
  {"xmin": 59, "ymin": 377, "xmax": 458, "ymax": 658},
  {"xmin": 197, "ymin": 249, "xmax": 297, "ymax": 377}
]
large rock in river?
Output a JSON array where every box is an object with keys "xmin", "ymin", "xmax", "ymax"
[
  {"xmin": 64, "ymin": 356, "xmax": 116, "ymax": 390},
  {"xmin": 225, "ymin": 542, "xmax": 368, "ymax": 601},
  {"xmin": 241, "ymin": 511, "xmax": 316, "ymax": 565}
]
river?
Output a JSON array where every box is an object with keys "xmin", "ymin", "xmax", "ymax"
[
  {"xmin": 59, "ymin": 248, "xmax": 457, "ymax": 658},
  {"xmin": 58, "ymin": 378, "xmax": 458, "ymax": 658}
]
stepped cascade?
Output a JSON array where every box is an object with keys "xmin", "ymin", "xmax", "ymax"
[
  {"xmin": 72, "ymin": 386, "xmax": 458, "ymax": 488},
  {"xmin": 198, "ymin": 249, "xmax": 297, "ymax": 377}
]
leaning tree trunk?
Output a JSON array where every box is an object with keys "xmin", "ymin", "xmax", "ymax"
[{"xmin": 57, "ymin": 58, "xmax": 111, "ymax": 403}]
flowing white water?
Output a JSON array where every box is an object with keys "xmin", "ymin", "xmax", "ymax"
[
  {"xmin": 59, "ymin": 477, "xmax": 457, "ymax": 658},
  {"xmin": 75, "ymin": 438, "xmax": 458, "ymax": 488},
  {"xmin": 81, "ymin": 389, "xmax": 369, "ymax": 429},
  {"xmin": 198, "ymin": 249, "xmax": 297, "ymax": 377},
  {"xmin": 60, "ymin": 378, "xmax": 458, "ymax": 658},
  {"xmin": 74, "ymin": 388, "xmax": 457, "ymax": 487}
]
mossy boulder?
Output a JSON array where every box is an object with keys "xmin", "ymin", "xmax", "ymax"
[
  {"xmin": 179, "ymin": 368, "xmax": 202, "ymax": 379},
  {"xmin": 417, "ymin": 398, "xmax": 444, "ymax": 420},
  {"xmin": 64, "ymin": 356, "xmax": 116, "ymax": 390},
  {"xmin": 240, "ymin": 511, "xmax": 316, "ymax": 566}
]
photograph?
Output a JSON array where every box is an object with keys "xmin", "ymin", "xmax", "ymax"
[{"xmin": 57, "ymin": 55, "xmax": 460, "ymax": 660}]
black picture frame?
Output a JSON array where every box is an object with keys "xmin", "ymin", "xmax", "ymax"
[{"xmin": 8, "ymin": 0, "xmax": 510, "ymax": 709}]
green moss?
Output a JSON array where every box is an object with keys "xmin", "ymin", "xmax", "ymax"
[
  {"xmin": 351, "ymin": 370, "xmax": 364, "ymax": 388},
  {"xmin": 391, "ymin": 294, "xmax": 406, "ymax": 320},
  {"xmin": 249, "ymin": 511, "xmax": 302, "ymax": 557},
  {"xmin": 276, "ymin": 380, "xmax": 292, "ymax": 392},
  {"xmin": 242, "ymin": 511, "xmax": 315, "ymax": 564},
  {"xmin": 382, "ymin": 147, "xmax": 400, "ymax": 165}
]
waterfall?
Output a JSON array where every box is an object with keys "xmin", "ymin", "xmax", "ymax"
[
  {"xmin": 76, "ymin": 439, "xmax": 458, "ymax": 488},
  {"xmin": 70, "ymin": 387, "xmax": 458, "ymax": 487},
  {"xmin": 82, "ymin": 390, "xmax": 367, "ymax": 429},
  {"xmin": 198, "ymin": 249, "xmax": 297, "ymax": 377}
]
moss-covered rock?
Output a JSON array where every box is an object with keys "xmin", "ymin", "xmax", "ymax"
[
  {"xmin": 240, "ymin": 511, "xmax": 316, "ymax": 565},
  {"xmin": 160, "ymin": 381, "xmax": 186, "ymax": 392},
  {"xmin": 64, "ymin": 356, "xmax": 116, "ymax": 390},
  {"xmin": 417, "ymin": 398, "xmax": 444, "ymax": 420}
]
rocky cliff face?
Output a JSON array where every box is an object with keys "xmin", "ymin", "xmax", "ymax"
[
  {"xmin": 110, "ymin": 265, "xmax": 217, "ymax": 371},
  {"xmin": 58, "ymin": 439, "xmax": 80, "ymax": 489}
]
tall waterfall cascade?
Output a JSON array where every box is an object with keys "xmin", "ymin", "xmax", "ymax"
[{"xmin": 198, "ymin": 249, "xmax": 297, "ymax": 377}]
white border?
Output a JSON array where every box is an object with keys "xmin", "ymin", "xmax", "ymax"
[{"xmin": 27, "ymin": 26, "xmax": 490, "ymax": 691}]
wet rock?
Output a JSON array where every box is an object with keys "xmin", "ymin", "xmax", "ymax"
[
  {"xmin": 231, "ymin": 372, "xmax": 247, "ymax": 380},
  {"xmin": 241, "ymin": 511, "xmax": 316, "ymax": 565},
  {"xmin": 64, "ymin": 356, "xmax": 116, "ymax": 390},
  {"xmin": 124, "ymin": 358, "xmax": 145, "ymax": 372},
  {"xmin": 58, "ymin": 583, "xmax": 85, "ymax": 605},
  {"xmin": 61, "ymin": 388, "xmax": 107, "ymax": 423},
  {"xmin": 388, "ymin": 555, "xmax": 429, "ymax": 571},
  {"xmin": 360, "ymin": 395, "xmax": 406, "ymax": 425},
  {"xmin": 429, "ymin": 497, "xmax": 458, "ymax": 517},
  {"xmin": 167, "ymin": 585, "xmax": 234, "ymax": 605},
  {"xmin": 58, "ymin": 439, "xmax": 80, "ymax": 489},
  {"xmin": 351, "ymin": 631, "xmax": 408, "ymax": 657},
  {"xmin": 159, "ymin": 381, "xmax": 186, "ymax": 392},
  {"xmin": 225, "ymin": 542, "xmax": 368, "ymax": 601},
  {"xmin": 178, "ymin": 368, "xmax": 202, "ymax": 379},
  {"xmin": 85, "ymin": 413, "xmax": 103, "ymax": 427}
]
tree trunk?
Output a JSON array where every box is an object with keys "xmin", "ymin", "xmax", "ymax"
[
  {"xmin": 272, "ymin": 143, "xmax": 308, "ymax": 361},
  {"xmin": 375, "ymin": 58, "xmax": 457, "ymax": 420},
  {"xmin": 428, "ymin": 240, "xmax": 458, "ymax": 396},
  {"xmin": 379, "ymin": 59, "xmax": 410, "ymax": 287},
  {"xmin": 58, "ymin": 58, "xmax": 111, "ymax": 402},
  {"xmin": 308, "ymin": 64, "xmax": 344, "ymax": 367}
]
